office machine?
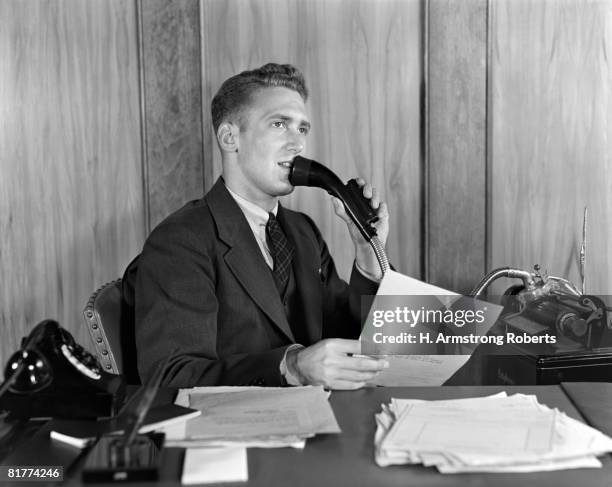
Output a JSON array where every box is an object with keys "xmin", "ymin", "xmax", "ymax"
[{"xmin": 472, "ymin": 264, "xmax": 612, "ymax": 385}]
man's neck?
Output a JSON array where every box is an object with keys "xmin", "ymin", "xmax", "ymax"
[{"xmin": 224, "ymin": 182, "xmax": 278, "ymax": 214}]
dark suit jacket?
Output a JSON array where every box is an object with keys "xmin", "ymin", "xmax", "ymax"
[{"xmin": 129, "ymin": 178, "xmax": 378, "ymax": 387}]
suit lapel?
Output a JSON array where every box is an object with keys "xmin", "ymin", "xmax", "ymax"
[
  {"xmin": 278, "ymin": 206, "xmax": 323, "ymax": 344},
  {"xmin": 206, "ymin": 179, "xmax": 295, "ymax": 342}
]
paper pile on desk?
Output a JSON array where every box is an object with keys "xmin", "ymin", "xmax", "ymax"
[
  {"xmin": 165, "ymin": 385, "xmax": 340, "ymax": 448},
  {"xmin": 375, "ymin": 393, "xmax": 612, "ymax": 473}
]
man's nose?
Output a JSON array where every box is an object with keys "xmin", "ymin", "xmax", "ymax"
[{"xmin": 286, "ymin": 131, "xmax": 305, "ymax": 154}]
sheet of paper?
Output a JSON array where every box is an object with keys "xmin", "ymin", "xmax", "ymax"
[
  {"xmin": 390, "ymin": 392, "xmax": 508, "ymax": 416},
  {"xmin": 187, "ymin": 386, "xmax": 339, "ymax": 438},
  {"xmin": 376, "ymin": 269, "xmax": 459, "ymax": 300},
  {"xmin": 366, "ymin": 354, "xmax": 470, "ymax": 386},
  {"xmin": 385, "ymin": 415, "xmax": 554, "ymax": 454},
  {"xmin": 431, "ymin": 449, "xmax": 602, "ymax": 473},
  {"xmin": 361, "ymin": 270, "xmax": 502, "ymax": 385},
  {"xmin": 181, "ymin": 447, "xmax": 247, "ymax": 484},
  {"xmin": 171, "ymin": 386, "xmax": 339, "ymax": 446},
  {"xmin": 170, "ymin": 386, "xmax": 312, "ymax": 447},
  {"xmin": 436, "ymin": 456, "xmax": 602, "ymax": 473},
  {"xmin": 169, "ymin": 387, "xmax": 309, "ymax": 448},
  {"xmin": 383, "ymin": 395, "xmax": 555, "ymax": 455},
  {"xmin": 392, "ymin": 393, "xmax": 541, "ymax": 420},
  {"xmin": 175, "ymin": 386, "xmax": 277, "ymax": 408},
  {"xmin": 167, "ymin": 436, "xmax": 307, "ymax": 449}
]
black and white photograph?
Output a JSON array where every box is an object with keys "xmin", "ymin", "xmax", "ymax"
[{"xmin": 1, "ymin": 0, "xmax": 611, "ymax": 485}]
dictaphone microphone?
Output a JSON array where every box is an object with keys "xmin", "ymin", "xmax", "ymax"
[
  {"xmin": 289, "ymin": 155, "xmax": 390, "ymax": 275},
  {"xmin": 289, "ymin": 155, "xmax": 379, "ymax": 241}
]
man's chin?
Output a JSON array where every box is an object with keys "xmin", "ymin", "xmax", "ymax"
[{"xmin": 276, "ymin": 183, "xmax": 295, "ymax": 197}]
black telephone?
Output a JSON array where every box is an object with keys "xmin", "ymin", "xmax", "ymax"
[
  {"xmin": 0, "ymin": 320, "xmax": 124, "ymax": 419},
  {"xmin": 289, "ymin": 155, "xmax": 390, "ymax": 274}
]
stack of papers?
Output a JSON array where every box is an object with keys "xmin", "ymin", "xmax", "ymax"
[
  {"xmin": 167, "ymin": 386, "xmax": 340, "ymax": 448},
  {"xmin": 375, "ymin": 393, "xmax": 612, "ymax": 473}
]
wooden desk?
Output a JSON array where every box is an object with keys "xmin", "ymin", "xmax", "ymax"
[{"xmin": 2, "ymin": 385, "xmax": 611, "ymax": 486}]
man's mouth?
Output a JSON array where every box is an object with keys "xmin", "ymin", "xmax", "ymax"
[{"xmin": 277, "ymin": 160, "xmax": 294, "ymax": 169}]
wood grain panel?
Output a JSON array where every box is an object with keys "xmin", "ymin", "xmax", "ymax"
[
  {"xmin": 140, "ymin": 0, "xmax": 205, "ymax": 231},
  {"xmin": 200, "ymin": 0, "xmax": 422, "ymax": 279},
  {"xmin": 490, "ymin": 0, "xmax": 612, "ymax": 293},
  {"xmin": 427, "ymin": 0, "xmax": 488, "ymax": 294},
  {"xmin": 0, "ymin": 0, "xmax": 144, "ymax": 367}
]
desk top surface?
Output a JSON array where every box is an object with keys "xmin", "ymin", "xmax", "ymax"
[
  {"xmin": 2, "ymin": 384, "xmax": 612, "ymax": 487},
  {"xmin": 239, "ymin": 385, "xmax": 612, "ymax": 487}
]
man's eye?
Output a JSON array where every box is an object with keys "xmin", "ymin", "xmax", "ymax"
[
  {"xmin": 299, "ymin": 127, "xmax": 310, "ymax": 135},
  {"xmin": 272, "ymin": 121, "xmax": 286, "ymax": 129}
]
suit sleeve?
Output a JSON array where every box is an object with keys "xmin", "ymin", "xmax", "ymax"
[{"xmin": 134, "ymin": 221, "xmax": 288, "ymax": 388}]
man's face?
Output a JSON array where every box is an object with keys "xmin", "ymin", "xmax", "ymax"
[{"xmin": 230, "ymin": 86, "xmax": 310, "ymax": 209}]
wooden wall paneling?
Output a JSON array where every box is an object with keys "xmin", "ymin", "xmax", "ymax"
[
  {"xmin": 490, "ymin": 0, "xmax": 612, "ymax": 293},
  {"xmin": 140, "ymin": 0, "xmax": 205, "ymax": 231},
  {"xmin": 426, "ymin": 0, "xmax": 488, "ymax": 294},
  {"xmin": 200, "ymin": 0, "xmax": 422, "ymax": 279},
  {"xmin": 0, "ymin": 0, "xmax": 144, "ymax": 366},
  {"xmin": 200, "ymin": 0, "xmax": 294, "ymax": 191}
]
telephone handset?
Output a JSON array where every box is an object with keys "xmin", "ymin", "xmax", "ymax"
[
  {"xmin": 289, "ymin": 155, "xmax": 390, "ymax": 274},
  {"xmin": 0, "ymin": 320, "xmax": 124, "ymax": 418}
]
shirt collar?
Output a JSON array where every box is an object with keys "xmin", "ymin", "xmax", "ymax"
[{"xmin": 225, "ymin": 184, "xmax": 278, "ymax": 226}]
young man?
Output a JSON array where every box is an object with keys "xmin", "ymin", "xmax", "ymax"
[{"xmin": 130, "ymin": 63, "xmax": 389, "ymax": 388}]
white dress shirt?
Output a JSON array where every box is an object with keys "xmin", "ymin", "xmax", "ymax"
[{"xmin": 225, "ymin": 185, "xmax": 277, "ymax": 270}]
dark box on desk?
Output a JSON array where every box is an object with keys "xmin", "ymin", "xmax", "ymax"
[
  {"xmin": 484, "ymin": 347, "xmax": 612, "ymax": 385},
  {"xmin": 1, "ymin": 390, "xmax": 122, "ymax": 419},
  {"xmin": 0, "ymin": 382, "xmax": 125, "ymax": 419}
]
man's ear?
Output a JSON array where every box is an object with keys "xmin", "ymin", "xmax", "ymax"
[{"xmin": 217, "ymin": 122, "xmax": 240, "ymax": 153}]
